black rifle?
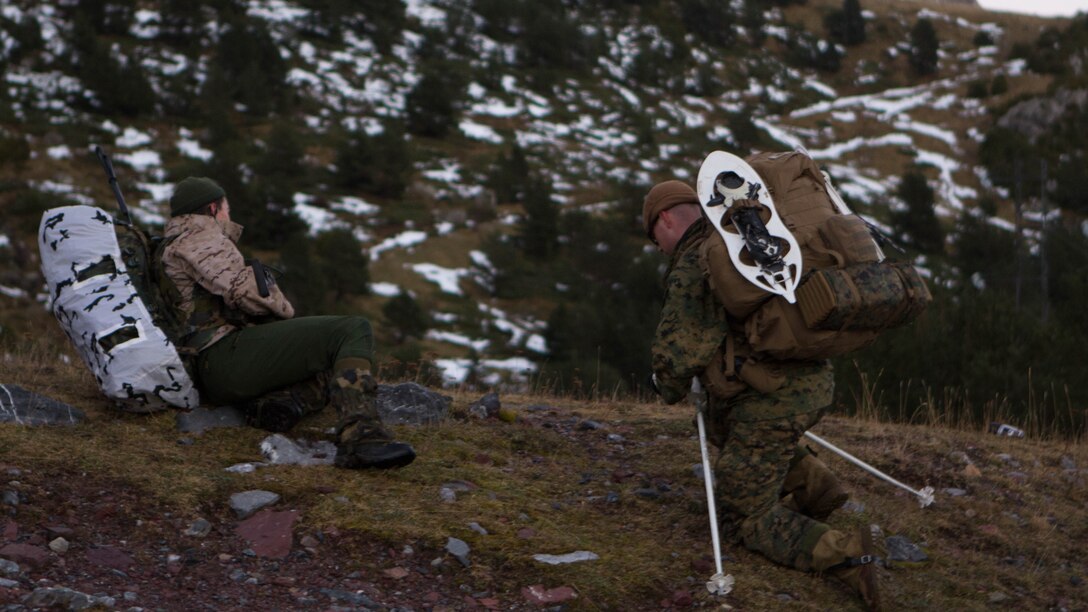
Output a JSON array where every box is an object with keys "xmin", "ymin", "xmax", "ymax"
[
  {"xmin": 94, "ymin": 146, "xmax": 133, "ymax": 226},
  {"xmin": 247, "ymin": 258, "xmax": 271, "ymax": 298}
]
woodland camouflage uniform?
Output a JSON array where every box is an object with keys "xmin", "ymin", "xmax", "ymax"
[
  {"xmin": 161, "ymin": 179, "xmax": 414, "ymax": 469},
  {"xmin": 650, "ymin": 201, "xmax": 879, "ymax": 609}
]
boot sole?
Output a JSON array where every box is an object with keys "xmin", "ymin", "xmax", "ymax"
[{"xmin": 335, "ymin": 445, "xmax": 417, "ymax": 470}]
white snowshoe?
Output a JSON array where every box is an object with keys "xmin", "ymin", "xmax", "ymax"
[{"xmin": 696, "ymin": 151, "xmax": 803, "ymax": 303}]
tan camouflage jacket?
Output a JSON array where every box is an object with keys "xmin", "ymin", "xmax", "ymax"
[
  {"xmin": 162, "ymin": 214, "xmax": 294, "ymax": 351},
  {"xmin": 651, "ymin": 218, "xmax": 731, "ymax": 405}
]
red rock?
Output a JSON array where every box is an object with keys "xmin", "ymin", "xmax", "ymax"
[
  {"xmin": 474, "ymin": 453, "xmax": 493, "ymax": 465},
  {"xmin": 979, "ymin": 524, "xmax": 1000, "ymax": 536},
  {"xmin": 522, "ymin": 584, "xmax": 578, "ymax": 605},
  {"xmin": 479, "ymin": 597, "xmax": 501, "ymax": 609},
  {"xmin": 86, "ymin": 546, "xmax": 133, "ymax": 570},
  {"xmin": 0, "ymin": 543, "xmax": 50, "ymax": 568},
  {"xmin": 425, "ymin": 591, "xmax": 442, "ymax": 603},
  {"xmin": 384, "ymin": 567, "xmax": 409, "ymax": 579},
  {"xmin": 672, "ymin": 589, "xmax": 693, "ymax": 607},
  {"xmin": 235, "ymin": 509, "xmax": 298, "ymax": 559},
  {"xmin": 44, "ymin": 525, "xmax": 73, "ymax": 536},
  {"xmin": 2, "ymin": 520, "xmax": 17, "ymax": 542},
  {"xmin": 691, "ymin": 556, "xmax": 713, "ymax": 573},
  {"xmin": 611, "ymin": 469, "xmax": 634, "ymax": 482},
  {"xmin": 516, "ymin": 527, "xmax": 536, "ymax": 539},
  {"xmin": 273, "ymin": 576, "xmax": 297, "ymax": 587}
]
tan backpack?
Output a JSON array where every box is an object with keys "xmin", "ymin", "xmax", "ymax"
[{"xmin": 699, "ymin": 151, "xmax": 931, "ymax": 366}]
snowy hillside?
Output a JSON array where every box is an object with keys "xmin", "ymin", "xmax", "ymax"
[{"xmin": 0, "ymin": 0, "xmax": 1076, "ymax": 394}]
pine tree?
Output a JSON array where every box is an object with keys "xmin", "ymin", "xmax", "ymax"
[
  {"xmin": 893, "ymin": 168, "xmax": 944, "ymax": 253},
  {"xmin": 315, "ymin": 228, "xmax": 370, "ymax": 301},
  {"xmin": 383, "ymin": 293, "xmax": 429, "ymax": 342},
  {"xmin": 826, "ymin": 0, "xmax": 866, "ymax": 46},
  {"xmin": 405, "ymin": 54, "xmax": 465, "ymax": 138},
  {"xmin": 909, "ymin": 18, "xmax": 939, "ymax": 76},
  {"xmin": 520, "ymin": 175, "xmax": 559, "ymax": 260}
]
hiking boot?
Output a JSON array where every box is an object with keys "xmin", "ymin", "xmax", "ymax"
[
  {"xmin": 328, "ymin": 368, "xmax": 416, "ymax": 470},
  {"xmin": 334, "ymin": 415, "xmax": 416, "ymax": 469},
  {"xmin": 812, "ymin": 526, "xmax": 882, "ymax": 611},
  {"xmin": 243, "ymin": 388, "xmax": 306, "ymax": 433},
  {"xmin": 781, "ymin": 453, "xmax": 849, "ymax": 521}
]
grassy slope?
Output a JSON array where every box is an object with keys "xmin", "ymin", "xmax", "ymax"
[{"xmin": 2, "ymin": 345, "xmax": 1084, "ymax": 610}]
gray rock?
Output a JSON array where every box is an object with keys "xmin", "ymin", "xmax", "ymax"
[
  {"xmin": 376, "ymin": 383, "xmax": 450, "ymax": 425},
  {"xmin": 467, "ymin": 392, "xmax": 500, "ymax": 419},
  {"xmin": 634, "ymin": 488, "xmax": 660, "ymax": 500},
  {"xmin": 1060, "ymin": 455, "xmax": 1076, "ymax": 470},
  {"xmin": 446, "ymin": 537, "xmax": 471, "ymax": 567},
  {"xmin": 842, "ymin": 500, "xmax": 866, "ymax": 513},
  {"xmin": 942, "ymin": 488, "xmax": 968, "ymax": 497},
  {"xmin": 48, "ymin": 538, "xmax": 69, "ymax": 554},
  {"xmin": 24, "ymin": 586, "xmax": 107, "ymax": 610},
  {"xmin": 439, "ymin": 487, "xmax": 457, "ymax": 503},
  {"xmin": 259, "ymin": 434, "xmax": 336, "ymax": 466},
  {"xmin": 468, "ymin": 522, "xmax": 488, "ymax": 535},
  {"xmin": 607, "ymin": 433, "xmax": 625, "ymax": 443},
  {"xmin": 577, "ymin": 420, "xmax": 603, "ymax": 431},
  {"xmin": 175, "ymin": 406, "xmax": 246, "ymax": 433},
  {"xmin": 0, "ymin": 384, "xmax": 85, "ymax": 426},
  {"xmin": 224, "ymin": 463, "xmax": 260, "ymax": 474},
  {"xmin": 988, "ymin": 591, "xmax": 1010, "ymax": 603},
  {"xmin": 1, "ymin": 491, "xmax": 18, "ymax": 507},
  {"xmin": 997, "ymin": 88, "xmax": 1088, "ymax": 144},
  {"xmin": 948, "ymin": 451, "xmax": 969, "ymax": 464},
  {"xmin": 885, "ymin": 535, "xmax": 928, "ymax": 562},
  {"xmin": 605, "ymin": 492, "xmax": 619, "ymax": 504},
  {"xmin": 533, "ymin": 551, "xmax": 599, "ymax": 565},
  {"xmin": 321, "ymin": 588, "xmax": 380, "ymax": 607},
  {"xmin": 0, "ymin": 578, "xmax": 17, "ymax": 588},
  {"xmin": 184, "ymin": 518, "xmax": 212, "ymax": 538},
  {"xmin": 229, "ymin": 490, "xmax": 280, "ymax": 519},
  {"xmin": 0, "ymin": 558, "xmax": 18, "ymax": 577}
]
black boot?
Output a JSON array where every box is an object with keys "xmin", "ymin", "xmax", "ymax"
[
  {"xmin": 334, "ymin": 416, "xmax": 416, "ymax": 469},
  {"xmin": 329, "ymin": 369, "xmax": 416, "ymax": 470},
  {"xmin": 242, "ymin": 388, "xmax": 306, "ymax": 433}
]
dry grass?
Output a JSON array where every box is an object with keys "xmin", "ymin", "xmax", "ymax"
[{"xmin": 3, "ymin": 344, "xmax": 1085, "ymax": 609}]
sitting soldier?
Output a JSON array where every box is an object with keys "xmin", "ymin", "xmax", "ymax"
[{"xmin": 161, "ymin": 176, "xmax": 415, "ymax": 470}]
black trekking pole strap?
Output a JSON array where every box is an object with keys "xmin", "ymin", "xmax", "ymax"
[{"xmin": 94, "ymin": 146, "xmax": 133, "ymax": 226}]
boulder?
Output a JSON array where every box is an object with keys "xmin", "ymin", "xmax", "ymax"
[
  {"xmin": 0, "ymin": 384, "xmax": 85, "ymax": 426},
  {"xmin": 376, "ymin": 383, "xmax": 450, "ymax": 425}
]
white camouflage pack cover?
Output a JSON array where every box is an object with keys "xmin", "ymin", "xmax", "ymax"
[{"xmin": 39, "ymin": 205, "xmax": 199, "ymax": 412}]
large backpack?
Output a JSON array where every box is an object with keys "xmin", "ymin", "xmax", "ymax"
[
  {"xmin": 699, "ymin": 150, "xmax": 931, "ymax": 363},
  {"xmin": 38, "ymin": 205, "xmax": 199, "ymax": 412}
]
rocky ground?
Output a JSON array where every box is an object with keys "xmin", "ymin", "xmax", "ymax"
[{"xmin": 2, "ymin": 379, "xmax": 1086, "ymax": 611}]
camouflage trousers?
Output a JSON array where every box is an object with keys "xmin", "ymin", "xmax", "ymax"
[{"xmin": 712, "ymin": 364, "xmax": 834, "ymax": 572}]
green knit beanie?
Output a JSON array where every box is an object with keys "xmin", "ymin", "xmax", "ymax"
[{"xmin": 170, "ymin": 177, "xmax": 226, "ymax": 217}]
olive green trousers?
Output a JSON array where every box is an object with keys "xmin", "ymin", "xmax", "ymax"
[{"xmin": 195, "ymin": 315, "xmax": 374, "ymax": 405}]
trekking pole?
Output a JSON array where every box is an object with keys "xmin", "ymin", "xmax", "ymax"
[
  {"xmin": 803, "ymin": 431, "xmax": 936, "ymax": 508},
  {"xmin": 94, "ymin": 146, "xmax": 133, "ymax": 226},
  {"xmin": 692, "ymin": 378, "xmax": 735, "ymax": 596}
]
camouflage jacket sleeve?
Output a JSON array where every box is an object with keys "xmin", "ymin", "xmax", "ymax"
[
  {"xmin": 651, "ymin": 240, "xmax": 730, "ymax": 404},
  {"xmin": 169, "ymin": 217, "xmax": 294, "ymax": 320}
]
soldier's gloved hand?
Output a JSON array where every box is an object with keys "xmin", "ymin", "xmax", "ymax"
[{"xmin": 648, "ymin": 373, "xmax": 661, "ymax": 396}]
